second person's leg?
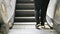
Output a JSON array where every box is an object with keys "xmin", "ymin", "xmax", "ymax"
[{"xmin": 41, "ymin": 0, "xmax": 50, "ymax": 26}]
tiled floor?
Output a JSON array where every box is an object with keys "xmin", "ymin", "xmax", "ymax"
[{"xmin": 8, "ymin": 22, "xmax": 58, "ymax": 34}]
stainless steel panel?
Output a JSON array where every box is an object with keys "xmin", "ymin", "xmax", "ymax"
[
  {"xmin": 0, "ymin": 0, "xmax": 16, "ymax": 34},
  {"xmin": 53, "ymin": 0, "xmax": 60, "ymax": 33}
]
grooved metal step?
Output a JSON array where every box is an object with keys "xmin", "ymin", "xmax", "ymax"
[
  {"xmin": 16, "ymin": 10, "xmax": 34, "ymax": 11},
  {"xmin": 15, "ymin": 10, "xmax": 35, "ymax": 17},
  {"xmin": 16, "ymin": 3, "xmax": 34, "ymax": 10},
  {"xmin": 14, "ymin": 17, "xmax": 36, "ymax": 22},
  {"xmin": 14, "ymin": 22, "xmax": 36, "ymax": 25},
  {"xmin": 16, "ymin": 0, "xmax": 34, "ymax": 3},
  {"xmin": 15, "ymin": 0, "xmax": 35, "ymax": 22}
]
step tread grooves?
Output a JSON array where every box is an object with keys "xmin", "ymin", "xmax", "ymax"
[
  {"xmin": 15, "ymin": 0, "xmax": 35, "ymax": 22},
  {"xmin": 16, "ymin": 0, "xmax": 34, "ymax": 3}
]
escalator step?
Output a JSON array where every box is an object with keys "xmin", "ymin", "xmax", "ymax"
[
  {"xmin": 15, "ymin": 10, "xmax": 35, "ymax": 17},
  {"xmin": 16, "ymin": 3, "xmax": 34, "ymax": 10},
  {"xmin": 16, "ymin": 0, "xmax": 34, "ymax": 3},
  {"xmin": 15, "ymin": 0, "xmax": 35, "ymax": 22},
  {"xmin": 14, "ymin": 22, "xmax": 36, "ymax": 25},
  {"xmin": 14, "ymin": 17, "xmax": 36, "ymax": 22}
]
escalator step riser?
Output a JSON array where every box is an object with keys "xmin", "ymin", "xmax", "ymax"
[
  {"xmin": 15, "ymin": 11, "xmax": 34, "ymax": 17},
  {"xmin": 14, "ymin": 18, "xmax": 36, "ymax": 22},
  {"xmin": 16, "ymin": 3, "xmax": 34, "ymax": 9},
  {"xmin": 16, "ymin": 8, "xmax": 34, "ymax": 10}
]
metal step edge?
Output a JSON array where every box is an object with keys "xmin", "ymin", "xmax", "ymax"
[
  {"xmin": 14, "ymin": 22, "xmax": 48, "ymax": 25},
  {"xmin": 15, "ymin": 17, "xmax": 35, "ymax": 19},
  {"xmin": 16, "ymin": 0, "xmax": 34, "ymax": 1},
  {"xmin": 16, "ymin": 10, "xmax": 35, "ymax": 12},
  {"xmin": 14, "ymin": 22, "xmax": 47, "ymax": 25},
  {"xmin": 16, "ymin": 8, "xmax": 34, "ymax": 9},
  {"xmin": 14, "ymin": 22, "xmax": 36, "ymax": 25},
  {"xmin": 16, "ymin": 3, "xmax": 34, "ymax": 5},
  {"xmin": 16, "ymin": 1, "xmax": 34, "ymax": 3}
]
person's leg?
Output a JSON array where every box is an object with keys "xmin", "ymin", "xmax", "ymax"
[
  {"xmin": 34, "ymin": 0, "xmax": 42, "ymax": 29},
  {"xmin": 35, "ymin": 11, "xmax": 40, "ymax": 25},
  {"xmin": 34, "ymin": 0, "xmax": 42, "ymax": 25},
  {"xmin": 41, "ymin": 0, "xmax": 50, "ymax": 26}
]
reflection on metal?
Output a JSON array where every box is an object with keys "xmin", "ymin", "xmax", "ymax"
[
  {"xmin": 53, "ymin": 0, "xmax": 60, "ymax": 33},
  {"xmin": 0, "ymin": 0, "xmax": 16, "ymax": 34},
  {"xmin": 46, "ymin": 0, "xmax": 57, "ymax": 28},
  {"xmin": 1, "ymin": 3, "xmax": 6, "ymax": 16},
  {"xmin": 46, "ymin": 0, "xmax": 60, "ymax": 33},
  {"xmin": 46, "ymin": 15, "xmax": 53, "ymax": 28}
]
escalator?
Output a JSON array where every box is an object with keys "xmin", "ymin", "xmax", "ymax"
[{"xmin": 14, "ymin": 0, "xmax": 36, "ymax": 22}]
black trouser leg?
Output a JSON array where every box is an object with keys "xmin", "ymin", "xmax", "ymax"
[
  {"xmin": 34, "ymin": 0, "xmax": 42, "ymax": 25},
  {"xmin": 35, "ymin": 10, "xmax": 40, "ymax": 25},
  {"xmin": 41, "ymin": 7, "xmax": 47, "ymax": 26},
  {"xmin": 41, "ymin": 0, "xmax": 50, "ymax": 26}
]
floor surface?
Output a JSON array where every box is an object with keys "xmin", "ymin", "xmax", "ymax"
[{"xmin": 8, "ymin": 22, "xmax": 58, "ymax": 34}]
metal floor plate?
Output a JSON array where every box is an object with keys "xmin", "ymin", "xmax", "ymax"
[
  {"xmin": 8, "ymin": 22, "xmax": 58, "ymax": 34},
  {"xmin": 8, "ymin": 29, "xmax": 57, "ymax": 34}
]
